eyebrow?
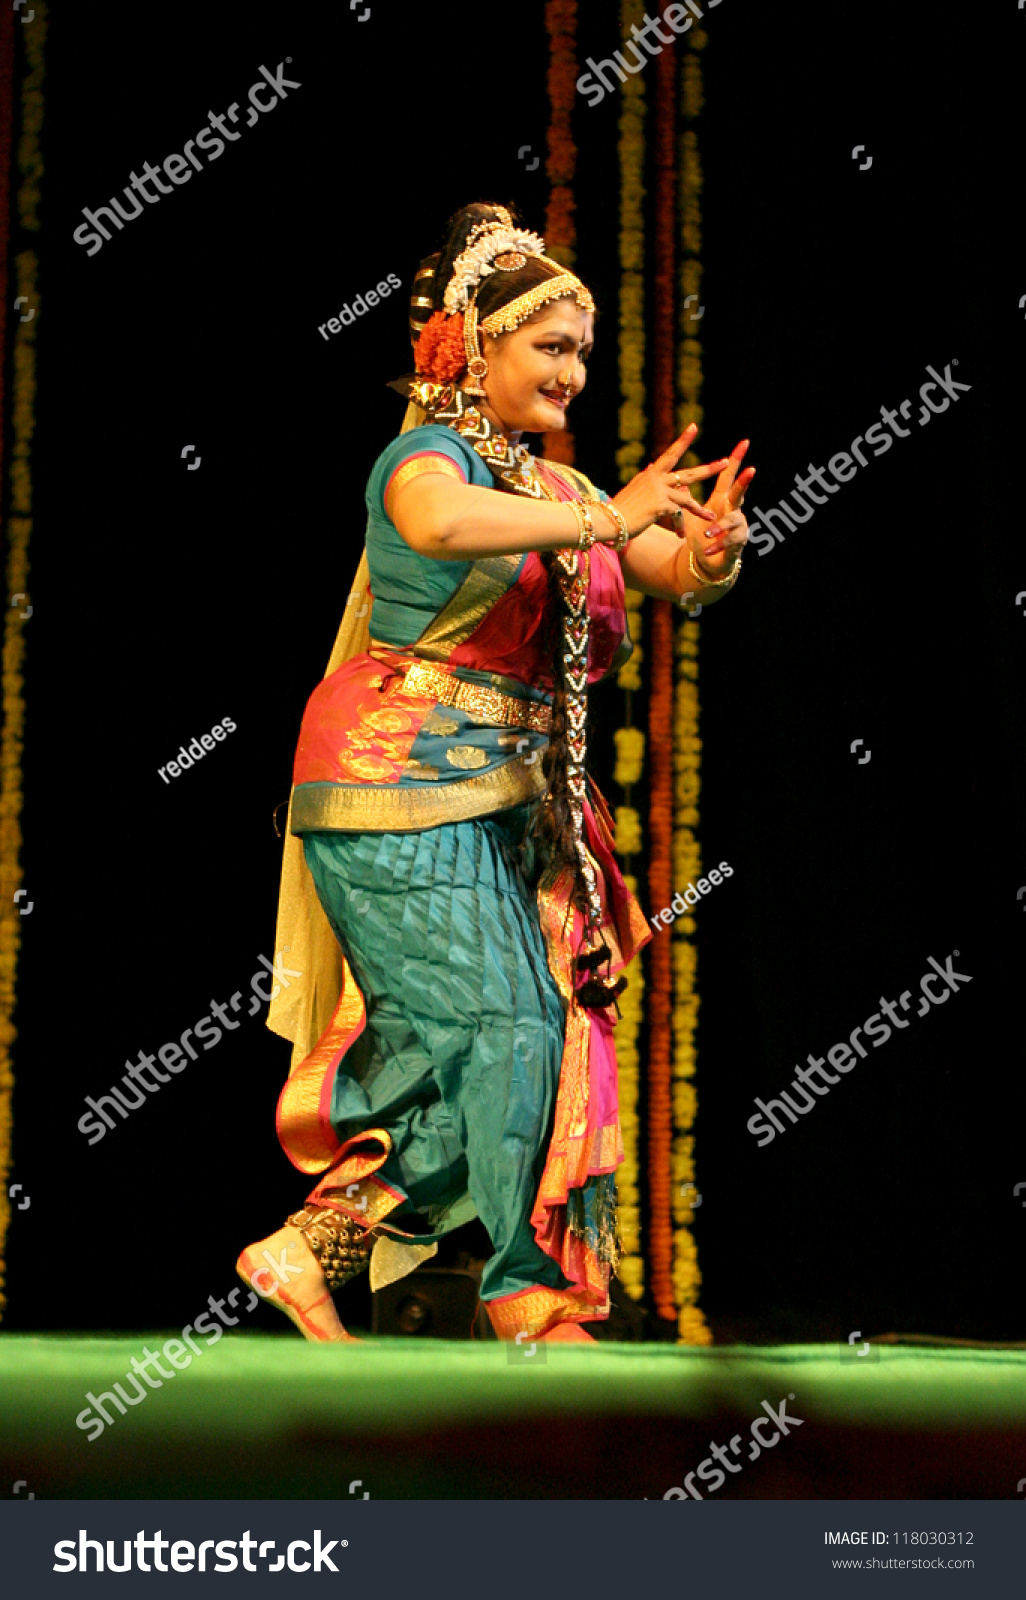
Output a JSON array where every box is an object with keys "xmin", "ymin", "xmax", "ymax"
[{"xmin": 536, "ymin": 329, "xmax": 594, "ymax": 348}]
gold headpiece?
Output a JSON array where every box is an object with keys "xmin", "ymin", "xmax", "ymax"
[
  {"xmin": 479, "ymin": 272, "xmax": 596, "ymax": 335},
  {"xmin": 442, "ymin": 208, "xmax": 542, "ymax": 316}
]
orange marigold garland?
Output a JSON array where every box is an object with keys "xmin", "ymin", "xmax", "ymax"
[
  {"xmin": 1, "ymin": 1, "xmax": 47, "ymax": 1320},
  {"xmin": 542, "ymin": 0, "xmax": 578, "ymax": 466},
  {"xmin": 544, "ymin": 0, "xmax": 578, "ymax": 266}
]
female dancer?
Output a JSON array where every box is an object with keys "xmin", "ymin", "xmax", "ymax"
[{"xmin": 237, "ymin": 201, "xmax": 752, "ymax": 1344}]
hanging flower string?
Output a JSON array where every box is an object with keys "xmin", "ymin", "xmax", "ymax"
[
  {"xmin": 610, "ymin": 0, "xmax": 650, "ymax": 1306},
  {"xmin": 645, "ymin": 25, "xmax": 679, "ymax": 1328},
  {"xmin": 0, "ymin": 2, "xmax": 47, "ymax": 1319},
  {"xmin": 671, "ymin": 20, "xmax": 713, "ymax": 1347},
  {"xmin": 541, "ymin": 0, "xmax": 579, "ymax": 467}
]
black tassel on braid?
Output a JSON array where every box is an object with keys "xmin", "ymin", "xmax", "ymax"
[{"xmin": 526, "ymin": 550, "xmax": 586, "ymax": 902}]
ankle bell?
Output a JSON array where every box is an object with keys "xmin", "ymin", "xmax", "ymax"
[{"xmin": 288, "ymin": 1206, "xmax": 372, "ymax": 1292}]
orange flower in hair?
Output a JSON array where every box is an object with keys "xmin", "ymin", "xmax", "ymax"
[{"xmin": 414, "ymin": 309, "xmax": 468, "ymax": 382}]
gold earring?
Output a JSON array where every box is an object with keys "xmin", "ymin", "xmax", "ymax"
[{"xmin": 462, "ymin": 296, "xmax": 488, "ymax": 397}]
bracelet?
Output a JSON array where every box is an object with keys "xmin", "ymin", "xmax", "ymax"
[
  {"xmin": 583, "ymin": 497, "xmax": 631, "ymax": 551},
  {"xmin": 566, "ymin": 499, "xmax": 589, "ymax": 548},
  {"xmin": 678, "ymin": 547, "xmax": 736, "ymax": 601},
  {"xmin": 574, "ymin": 500, "xmax": 596, "ymax": 550},
  {"xmin": 688, "ymin": 546, "xmax": 742, "ymax": 589}
]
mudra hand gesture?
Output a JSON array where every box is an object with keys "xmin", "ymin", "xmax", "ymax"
[{"xmin": 610, "ymin": 422, "xmax": 755, "ymax": 581}]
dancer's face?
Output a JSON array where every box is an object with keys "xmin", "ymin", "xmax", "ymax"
[{"xmin": 475, "ymin": 300, "xmax": 594, "ymax": 442}]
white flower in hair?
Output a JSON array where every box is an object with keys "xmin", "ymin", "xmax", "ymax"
[{"xmin": 443, "ymin": 225, "xmax": 547, "ymax": 316}]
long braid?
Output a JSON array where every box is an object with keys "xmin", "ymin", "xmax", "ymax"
[{"xmin": 532, "ymin": 549, "xmax": 585, "ymax": 903}]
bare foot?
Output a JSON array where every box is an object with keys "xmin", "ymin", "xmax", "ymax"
[{"xmin": 236, "ymin": 1223, "xmax": 361, "ymax": 1343}]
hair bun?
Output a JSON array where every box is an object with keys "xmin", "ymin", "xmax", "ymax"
[
  {"xmin": 434, "ymin": 201, "xmax": 522, "ymax": 313},
  {"xmin": 409, "ymin": 251, "xmax": 441, "ymax": 346},
  {"xmin": 407, "ymin": 202, "xmax": 522, "ymax": 352}
]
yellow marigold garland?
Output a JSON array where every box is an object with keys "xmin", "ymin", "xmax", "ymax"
[
  {"xmin": 611, "ymin": 0, "xmax": 650, "ymax": 1303},
  {"xmin": 613, "ymin": 726, "xmax": 645, "ymax": 789},
  {"xmin": 0, "ymin": 2, "xmax": 47, "ymax": 1321},
  {"xmin": 670, "ymin": 22, "xmax": 713, "ymax": 1345}
]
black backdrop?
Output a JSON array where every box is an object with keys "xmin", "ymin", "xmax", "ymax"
[{"xmin": 4, "ymin": 0, "xmax": 1023, "ymax": 1342}]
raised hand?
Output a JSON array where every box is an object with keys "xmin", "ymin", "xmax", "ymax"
[
  {"xmin": 697, "ymin": 439, "xmax": 755, "ymax": 570},
  {"xmin": 609, "ymin": 422, "xmax": 729, "ymax": 540}
]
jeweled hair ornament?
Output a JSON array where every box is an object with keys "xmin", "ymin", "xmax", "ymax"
[{"xmin": 442, "ymin": 220, "xmax": 548, "ymax": 316}]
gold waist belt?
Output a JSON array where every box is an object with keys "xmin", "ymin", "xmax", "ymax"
[{"xmin": 371, "ymin": 647, "xmax": 552, "ymax": 733}]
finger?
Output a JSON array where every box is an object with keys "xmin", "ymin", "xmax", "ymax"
[
  {"xmin": 672, "ymin": 458, "xmax": 729, "ymax": 487},
  {"xmin": 727, "ymin": 466, "xmax": 755, "ymax": 509},
  {"xmin": 668, "ymin": 490, "xmax": 718, "ymax": 521},
  {"xmin": 701, "ymin": 509, "xmax": 739, "ymax": 540},
  {"xmin": 711, "ymin": 438, "xmax": 749, "ymax": 501},
  {"xmin": 651, "ymin": 423, "xmax": 699, "ymax": 472},
  {"xmin": 703, "ymin": 514, "xmax": 748, "ymax": 556}
]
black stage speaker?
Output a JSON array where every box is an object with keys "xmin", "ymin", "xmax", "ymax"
[{"xmin": 371, "ymin": 1267, "xmax": 495, "ymax": 1339}]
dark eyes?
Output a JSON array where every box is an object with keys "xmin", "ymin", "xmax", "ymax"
[{"xmin": 540, "ymin": 343, "xmax": 591, "ymax": 362}]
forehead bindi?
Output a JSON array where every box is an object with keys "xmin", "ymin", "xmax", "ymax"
[{"xmin": 530, "ymin": 311, "xmax": 594, "ymax": 349}]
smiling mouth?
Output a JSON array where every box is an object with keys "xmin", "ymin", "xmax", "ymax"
[{"xmin": 539, "ymin": 389, "xmax": 569, "ymax": 408}]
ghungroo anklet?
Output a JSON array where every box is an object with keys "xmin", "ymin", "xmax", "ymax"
[{"xmin": 288, "ymin": 1206, "xmax": 372, "ymax": 1292}]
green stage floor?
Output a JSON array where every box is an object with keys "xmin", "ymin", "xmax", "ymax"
[{"xmin": 2, "ymin": 1336, "xmax": 1024, "ymax": 1499}]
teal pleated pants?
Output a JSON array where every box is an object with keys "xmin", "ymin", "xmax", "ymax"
[{"xmin": 301, "ymin": 805, "xmax": 573, "ymax": 1301}]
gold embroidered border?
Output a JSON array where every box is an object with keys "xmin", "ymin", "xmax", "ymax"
[
  {"xmin": 291, "ymin": 754, "xmax": 548, "ymax": 833},
  {"xmin": 536, "ymin": 1124, "xmax": 624, "ymax": 1209},
  {"xmin": 307, "ymin": 1174, "xmax": 403, "ymax": 1229},
  {"xmin": 384, "ymin": 453, "xmax": 466, "ymax": 519},
  {"xmin": 413, "ymin": 554, "xmax": 523, "ymax": 661},
  {"xmin": 540, "ymin": 461, "xmax": 601, "ymax": 501},
  {"xmin": 276, "ymin": 956, "xmax": 368, "ymax": 1172},
  {"xmin": 401, "ymin": 659, "xmax": 552, "ymax": 731},
  {"xmin": 485, "ymin": 1285, "xmax": 608, "ymax": 1339},
  {"xmin": 368, "ymin": 644, "xmax": 544, "ymax": 704}
]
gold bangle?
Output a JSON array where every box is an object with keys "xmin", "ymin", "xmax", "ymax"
[
  {"xmin": 567, "ymin": 499, "xmax": 594, "ymax": 550},
  {"xmin": 584, "ymin": 497, "xmax": 631, "ymax": 550},
  {"xmin": 688, "ymin": 546, "xmax": 742, "ymax": 589}
]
